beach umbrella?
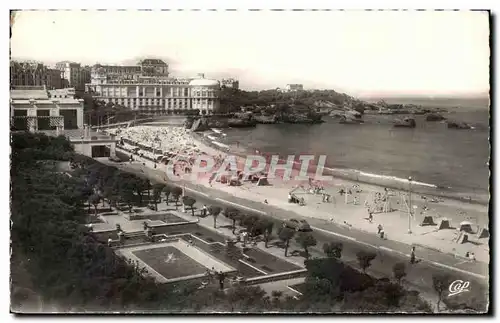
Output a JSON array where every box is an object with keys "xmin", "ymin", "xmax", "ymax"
[{"xmin": 460, "ymin": 221, "xmax": 473, "ymax": 226}]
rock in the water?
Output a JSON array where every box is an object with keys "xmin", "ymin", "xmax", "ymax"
[
  {"xmin": 447, "ymin": 121, "xmax": 472, "ymax": 129},
  {"xmin": 339, "ymin": 115, "xmax": 363, "ymax": 124},
  {"xmin": 227, "ymin": 118, "xmax": 257, "ymax": 128},
  {"xmin": 394, "ymin": 117, "xmax": 416, "ymax": 128},
  {"xmin": 254, "ymin": 115, "xmax": 278, "ymax": 124},
  {"xmin": 426, "ymin": 113, "xmax": 446, "ymax": 121}
]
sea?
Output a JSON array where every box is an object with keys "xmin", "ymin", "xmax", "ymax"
[{"xmin": 206, "ymin": 103, "xmax": 491, "ymax": 205}]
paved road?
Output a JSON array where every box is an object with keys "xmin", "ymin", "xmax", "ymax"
[{"xmin": 100, "ymin": 158, "xmax": 490, "ymax": 309}]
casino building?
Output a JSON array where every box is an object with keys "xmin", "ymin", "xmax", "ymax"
[{"xmin": 85, "ymin": 59, "xmax": 220, "ymax": 115}]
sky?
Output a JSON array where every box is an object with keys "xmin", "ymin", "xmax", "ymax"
[{"xmin": 10, "ymin": 10, "xmax": 490, "ymax": 96}]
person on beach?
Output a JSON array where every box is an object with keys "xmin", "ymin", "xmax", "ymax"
[
  {"xmin": 264, "ymin": 199, "xmax": 268, "ymax": 204},
  {"xmin": 410, "ymin": 246, "xmax": 416, "ymax": 264},
  {"xmin": 218, "ymin": 272, "xmax": 225, "ymax": 290},
  {"xmin": 202, "ymin": 204, "xmax": 208, "ymax": 217},
  {"xmin": 470, "ymin": 252, "xmax": 476, "ymax": 262},
  {"xmin": 368, "ymin": 211, "xmax": 373, "ymax": 223},
  {"xmin": 377, "ymin": 224, "xmax": 383, "ymax": 234}
]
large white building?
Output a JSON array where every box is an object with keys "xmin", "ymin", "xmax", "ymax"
[
  {"xmin": 285, "ymin": 84, "xmax": 304, "ymax": 92},
  {"xmin": 86, "ymin": 59, "xmax": 221, "ymax": 115}
]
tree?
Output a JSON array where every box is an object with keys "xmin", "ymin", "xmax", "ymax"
[
  {"xmin": 122, "ymin": 190, "xmax": 136, "ymax": 213},
  {"xmin": 241, "ymin": 215, "xmax": 260, "ymax": 235},
  {"xmin": 224, "ymin": 207, "xmax": 241, "ymax": 234},
  {"xmin": 182, "ymin": 196, "xmax": 196, "ymax": 216},
  {"xmin": 295, "ymin": 232, "xmax": 317, "ymax": 258},
  {"xmin": 81, "ymin": 186, "xmax": 93, "ymax": 213},
  {"xmin": 171, "ymin": 186, "xmax": 183, "ymax": 209},
  {"xmin": 208, "ymin": 206, "xmax": 222, "ymax": 228},
  {"xmin": 263, "ymin": 220, "xmax": 274, "ymax": 248},
  {"xmin": 432, "ymin": 273, "xmax": 453, "ymax": 312},
  {"xmin": 356, "ymin": 251, "xmax": 377, "ymax": 273},
  {"xmin": 323, "ymin": 242, "xmax": 343, "ymax": 259},
  {"xmin": 278, "ymin": 227, "xmax": 295, "ymax": 257},
  {"xmin": 151, "ymin": 183, "xmax": 165, "ymax": 211},
  {"xmin": 392, "ymin": 262, "xmax": 406, "ymax": 284},
  {"xmin": 89, "ymin": 193, "xmax": 101, "ymax": 216},
  {"xmin": 162, "ymin": 185, "xmax": 171, "ymax": 205},
  {"xmin": 134, "ymin": 178, "xmax": 150, "ymax": 206}
]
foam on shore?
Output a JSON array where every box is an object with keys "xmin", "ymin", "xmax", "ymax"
[{"xmin": 325, "ymin": 167, "xmax": 438, "ymax": 188}]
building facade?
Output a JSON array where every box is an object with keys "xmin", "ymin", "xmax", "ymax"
[
  {"xmin": 55, "ymin": 61, "xmax": 91, "ymax": 91},
  {"xmin": 11, "ymin": 85, "xmax": 84, "ymax": 132},
  {"xmin": 86, "ymin": 60, "xmax": 220, "ymax": 115},
  {"xmin": 285, "ymin": 84, "xmax": 304, "ymax": 92},
  {"xmin": 220, "ymin": 78, "xmax": 239, "ymax": 90},
  {"xmin": 10, "ymin": 61, "xmax": 63, "ymax": 90}
]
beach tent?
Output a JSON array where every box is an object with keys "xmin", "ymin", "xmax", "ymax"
[
  {"xmin": 477, "ymin": 227, "xmax": 490, "ymax": 239},
  {"xmin": 458, "ymin": 221, "xmax": 473, "ymax": 233},
  {"xmin": 419, "ymin": 216, "xmax": 436, "ymax": 226},
  {"xmin": 437, "ymin": 218, "xmax": 451, "ymax": 230},
  {"xmin": 456, "ymin": 232, "xmax": 469, "ymax": 244},
  {"xmin": 229, "ymin": 176, "xmax": 240, "ymax": 186},
  {"xmin": 256, "ymin": 176, "xmax": 269, "ymax": 186},
  {"xmin": 242, "ymin": 173, "xmax": 254, "ymax": 182},
  {"xmin": 219, "ymin": 174, "xmax": 229, "ymax": 184}
]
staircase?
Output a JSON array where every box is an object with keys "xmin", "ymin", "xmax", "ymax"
[{"xmin": 123, "ymin": 231, "xmax": 146, "ymax": 240}]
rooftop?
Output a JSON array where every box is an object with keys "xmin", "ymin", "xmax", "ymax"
[
  {"xmin": 140, "ymin": 59, "xmax": 167, "ymax": 65},
  {"xmin": 189, "ymin": 79, "xmax": 220, "ymax": 87},
  {"xmin": 10, "ymin": 88, "xmax": 49, "ymax": 100}
]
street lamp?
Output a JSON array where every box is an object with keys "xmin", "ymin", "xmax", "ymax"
[{"xmin": 408, "ymin": 176, "xmax": 413, "ymax": 234}]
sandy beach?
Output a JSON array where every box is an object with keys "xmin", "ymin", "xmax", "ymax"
[{"xmin": 109, "ymin": 125, "xmax": 490, "ymax": 263}]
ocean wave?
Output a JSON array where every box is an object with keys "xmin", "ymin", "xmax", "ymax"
[
  {"xmin": 323, "ymin": 167, "xmax": 438, "ymax": 188},
  {"xmin": 211, "ymin": 141, "xmax": 230, "ymax": 149}
]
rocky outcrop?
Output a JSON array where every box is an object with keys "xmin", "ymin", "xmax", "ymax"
[
  {"xmin": 184, "ymin": 117, "xmax": 195, "ymax": 129},
  {"xmin": 447, "ymin": 121, "xmax": 472, "ymax": 129},
  {"xmin": 394, "ymin": 117, "xmax": 416, "ymax": 128},
  {"xmin": 426, "ymin": 113, "xmax": 446, "ymax": 121},
  {"xmin": 190, "ymin": 118, "xmax": 211, "ymax": 132},
  {"xmin": 254, "ymin": 115, "xmax": 278, "ymax": 124},
  {"xmin": 207, "ymin": 119, "xmax": 229, "ymax": 128},
  {"xmin": 339, "ymin": 115, "xmax": 363, "ymax": 124},
  {"xmin": 227, "ymin": 118, "xmax": 257, "ymax": 128},
  {"xmin": 281, "ymin": 113, "xmax": 324, "ymax": 124}
]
